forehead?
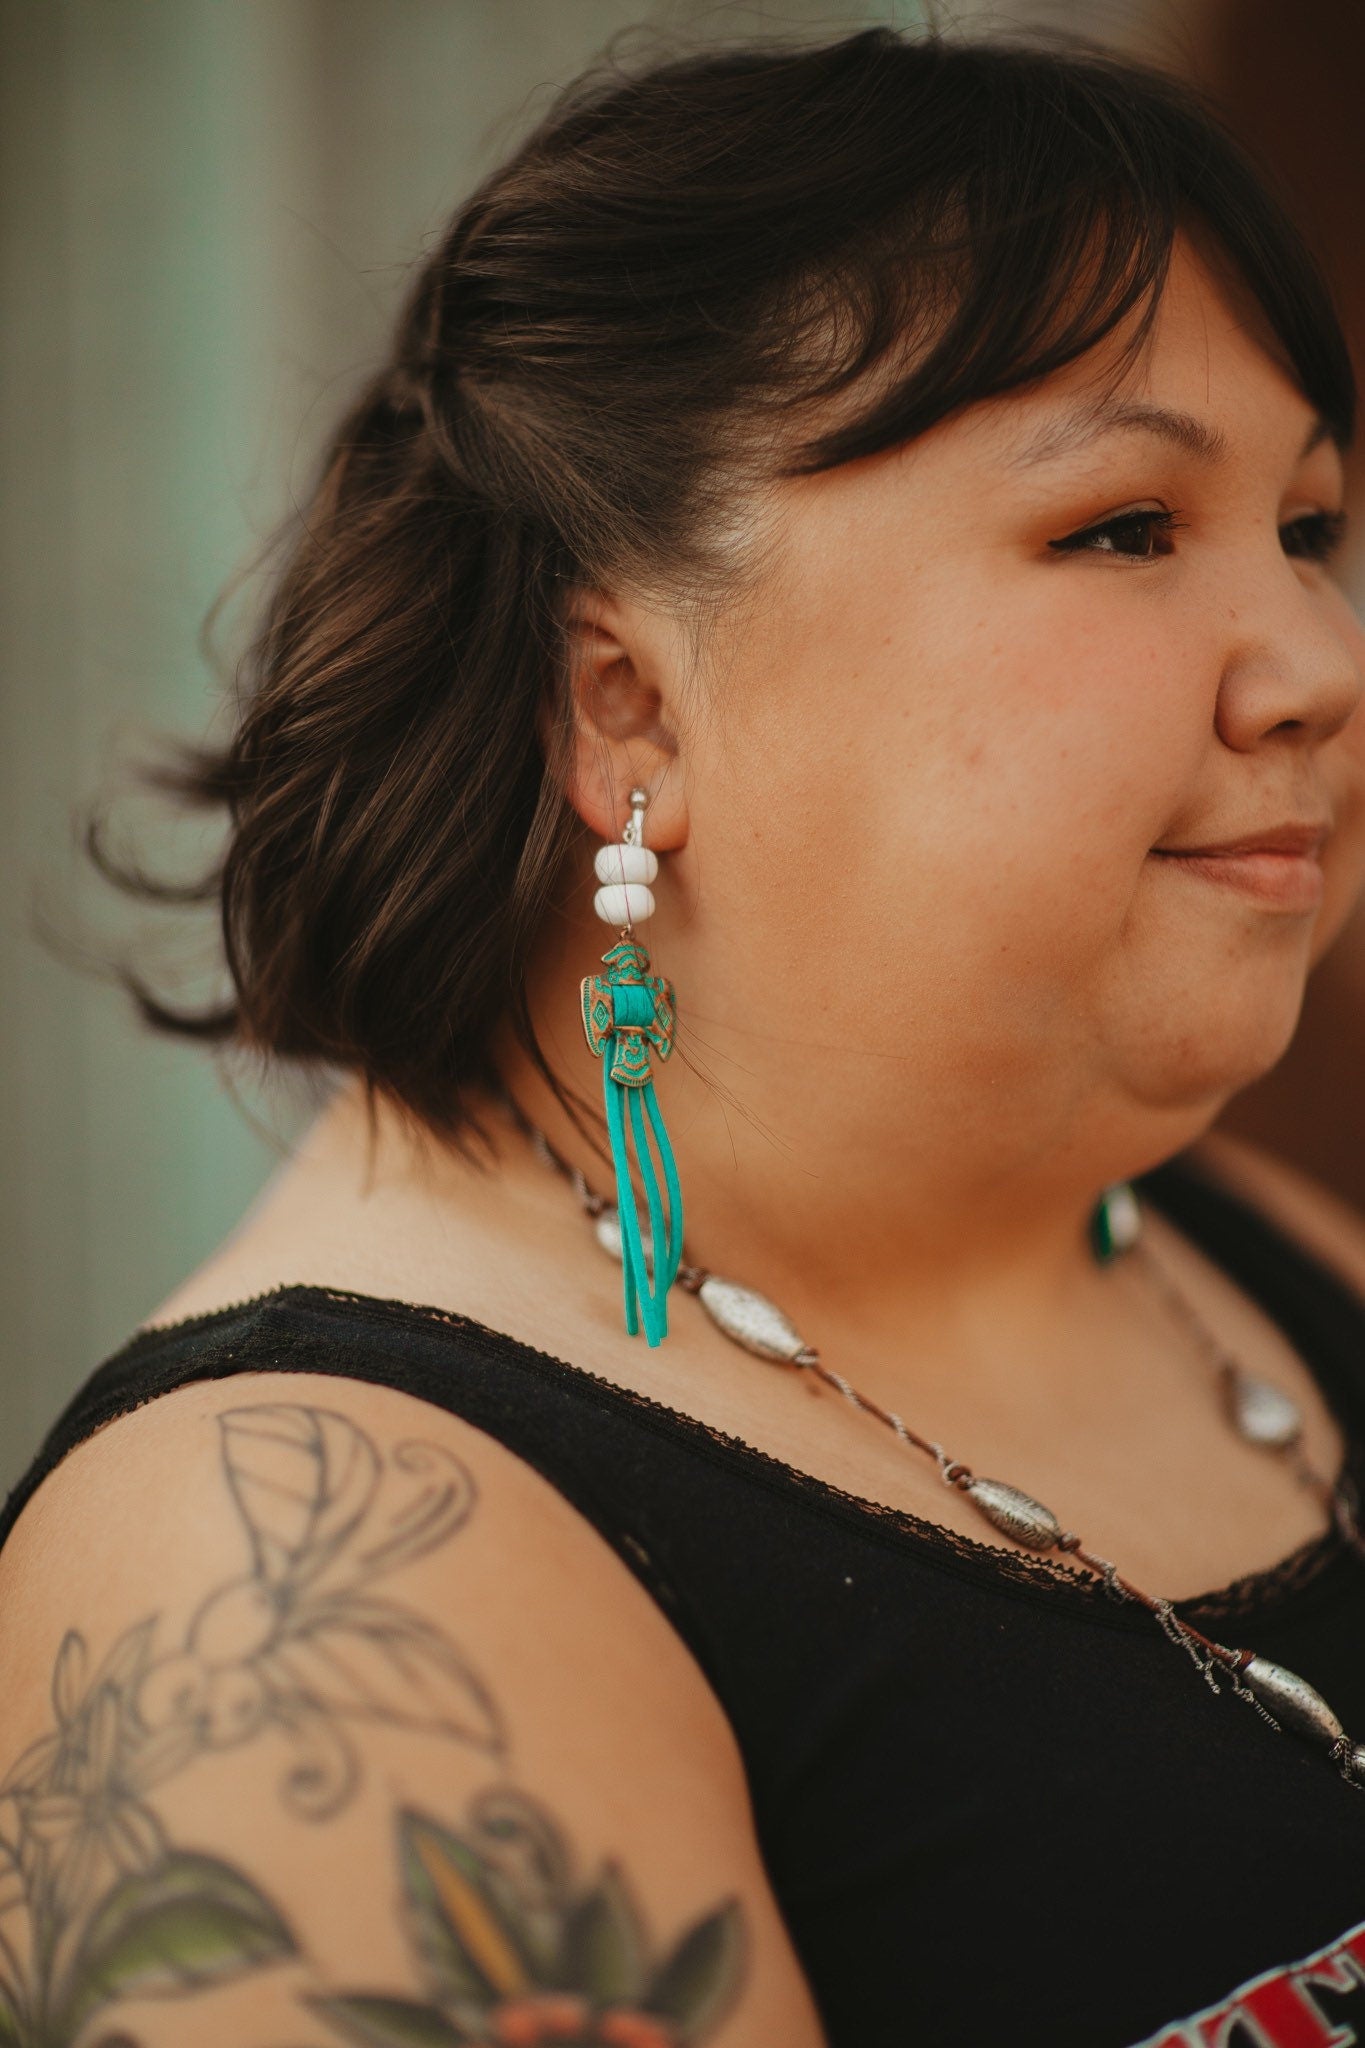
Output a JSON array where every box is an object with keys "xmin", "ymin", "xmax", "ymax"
[{"xmin": 973, "ymin": 236, "xmax": 1334, "ymax": 474}]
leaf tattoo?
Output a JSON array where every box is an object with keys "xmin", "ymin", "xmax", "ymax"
[{"xmin": 52, "ymin": 1850, "xmax": 297, "ymax": 2045}]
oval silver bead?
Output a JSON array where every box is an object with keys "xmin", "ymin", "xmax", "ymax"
[
  {"xmin": 962, "ymin": 1478, "xmax": 1063, "ymax": 1551},
  {"xmin": 1098, "ymin": 1182, "xmax": 1143, "ymax": 1254},
  {"xmin": 1225, "ymin": 1368, "xmax": 1303, "ymax": 1450},
  {"xmin": 697, "ymin": 1276, "xmax": 810, "ymax": 1362},
  {"xmin": 1241, "ymin": 1656, "xmax": 1345, "ymax": 1747},
  {"xmin": 1344, "ymin": 1743, "xmax": 1365, "ymax": 1786},
  {"xmin": 594, "ymin": 1207, "xmax": 653, "ymax": 1273}
]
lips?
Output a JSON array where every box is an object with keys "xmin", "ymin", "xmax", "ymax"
[
  {"xmin": 1152, "ymin": 822, "xmax": 1330, "ymax": 859},
  {"xmin": 1148, "ymin": 822, "xmax": 1329, "ymax": 911}
]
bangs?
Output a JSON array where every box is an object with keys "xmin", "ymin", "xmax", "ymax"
[{"xmin": 769, "ymin": 37, "xmax": 1355, "ymax": 476}]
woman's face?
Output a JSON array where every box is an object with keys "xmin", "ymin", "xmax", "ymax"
[{"xmin": 653, "ymin": 233, "xmax": 1365, "ymax": 1172}]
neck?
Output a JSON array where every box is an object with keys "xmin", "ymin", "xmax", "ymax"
[{"xmin": 484, "ymin": 914, "xmax": 1217, "ymax": 1381}]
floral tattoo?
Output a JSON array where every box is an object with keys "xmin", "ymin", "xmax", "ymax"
[
  {"xmin": 307, "ymin": 1786, "xmax": 743, "ymax": 2048},
  {"xmin": 0, "ymin": 1402, "xmax": 746, "ymax": 2046}
]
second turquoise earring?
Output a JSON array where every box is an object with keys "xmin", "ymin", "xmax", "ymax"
[{"xmin": 580, "ymin": 785, "xmax": 684, "ymax": 1346}]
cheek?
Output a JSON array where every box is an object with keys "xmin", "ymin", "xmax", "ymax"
[
  {"xmin": 707, "ymin": 537, "xmax": 1209, "ymax": 978},
  {"xmin": 854, "ymin": 604, "xmax": 1195, "ymax": 957}
]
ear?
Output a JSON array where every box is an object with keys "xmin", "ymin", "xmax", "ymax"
[{"xmin": 546, "ymin": 588, "xmax": 689, "ymax": 850}]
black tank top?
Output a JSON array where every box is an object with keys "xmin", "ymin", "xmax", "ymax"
[{"xmin": 5, "ymin": 1149, "xmax": 1365, "ymax": 2047}]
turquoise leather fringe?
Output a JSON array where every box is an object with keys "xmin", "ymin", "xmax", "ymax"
[
  {"xmin": 603, "ymin": 1059, "xmax": 683, "ymax": 1345},
  {"xmin": 581, "ymin": 940, "xmax": 683, "ymax": 1346}
]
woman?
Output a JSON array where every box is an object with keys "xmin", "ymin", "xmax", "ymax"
[{"xmin": 3, "ymin": 22, "xmax": 1365, "ymax": 2046}]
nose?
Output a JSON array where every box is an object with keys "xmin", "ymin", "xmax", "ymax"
[{"xmin": 1214, "ymin": 557, "xmax": 1365, "ymax": 754}]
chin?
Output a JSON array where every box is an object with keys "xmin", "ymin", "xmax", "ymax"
[
  {"xmin": 1119, "ymin": 980, "xmax": 1308, "ymax": 1111},
  {"xmin": 1122, "ymin": 889, "xmax": 1320, "ymax": 1075}
]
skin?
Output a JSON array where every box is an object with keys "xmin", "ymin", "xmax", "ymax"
[{"xmin": 6, "ymin": 226, "xmax": 1365, "ymax": 2046}]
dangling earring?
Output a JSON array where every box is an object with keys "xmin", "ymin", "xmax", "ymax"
[{"xmin": 579, "ymin": 785, "xmax": 684, "ymax": 1346}]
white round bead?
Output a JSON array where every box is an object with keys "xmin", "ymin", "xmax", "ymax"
[
  {"xmin": 593, "ymin": 882, "xmax": 656, "ymax": 926},
  {"xmin": 594, "ymin": 843, "xmax": 658, "ymax": 887}
]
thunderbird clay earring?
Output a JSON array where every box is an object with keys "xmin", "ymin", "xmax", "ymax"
[{"xmin": 580, "ymin": 785, "xmax": 684, "ymax": 1346}]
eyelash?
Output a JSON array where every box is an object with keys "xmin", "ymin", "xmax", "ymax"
[{"xmin": 1050, "ymin": 506, "xmax": 1350, "ymax": 565}]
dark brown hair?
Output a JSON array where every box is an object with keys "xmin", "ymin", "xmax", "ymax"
[{"xmin": 92, "ymin": 23, "xmax": 1356, "ymax": 1156}]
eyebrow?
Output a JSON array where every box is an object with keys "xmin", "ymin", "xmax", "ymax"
[{"xmin": 1007, "ymin": 398, "xmax": 1334, "ymax": 470}]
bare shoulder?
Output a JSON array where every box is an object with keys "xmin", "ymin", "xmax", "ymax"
[
  {"xmin": 1186, "ymin": 1127, "xmax": 1365, "ymax": 1308},
  {"xmin": 0, "ymin": 1371, "xmax": 825, "ymax": 2047}
]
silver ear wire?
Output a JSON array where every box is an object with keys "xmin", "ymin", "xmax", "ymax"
[{"xmin": 624, "ymin": 784, "xmax": 650, "ymax": 848}]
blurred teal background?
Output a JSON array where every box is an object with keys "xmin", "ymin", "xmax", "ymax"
[{"xmin": 4, "ymin": 0, "xmax": 1365, "ymax": 1498}]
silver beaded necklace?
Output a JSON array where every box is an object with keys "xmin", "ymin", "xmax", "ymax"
[{"xmin": 501, "ymin": 1090, "xmax": 1365, "ymax": 1793}]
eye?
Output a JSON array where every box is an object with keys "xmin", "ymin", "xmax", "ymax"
[
  {"xmin": 1281, "ymin": 508, "xmax": 1348, "ymax": 564},
  {"xmin": 1048, "ymin": 509, "xmax": 1187, "ymax": 561}
]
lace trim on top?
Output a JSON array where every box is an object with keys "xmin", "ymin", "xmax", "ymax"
[{"xmin": 106, "ymin": 1276, "xmax": 1363, "ymax": 1637}]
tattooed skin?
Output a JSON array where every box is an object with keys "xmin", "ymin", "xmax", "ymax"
[
  {"xmin": 307, "ymin": 1785, "xmax": 744, "ymax": 2048},
  {"xmin": 0, "ymin": 1403, "xmax": 745, "ymax": 2046}
]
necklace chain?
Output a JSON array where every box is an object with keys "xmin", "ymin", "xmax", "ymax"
[{"xmin": 499, "ymin": 1089, "xmax": 1365, "ymax": 1793}]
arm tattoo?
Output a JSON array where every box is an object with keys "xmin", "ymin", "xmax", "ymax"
[
  {"xmin": 0, "ymin": 1402, "xmax": 747, "ymax": 2046},
  {"xmin": 308, "ymin": 1784, "xmax": 744, "ymax": 2048}
]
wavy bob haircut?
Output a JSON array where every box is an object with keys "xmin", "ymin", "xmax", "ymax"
[{"xmin": 94, "ymin": 23, "xmax": 1356, "ymax": 1158}]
